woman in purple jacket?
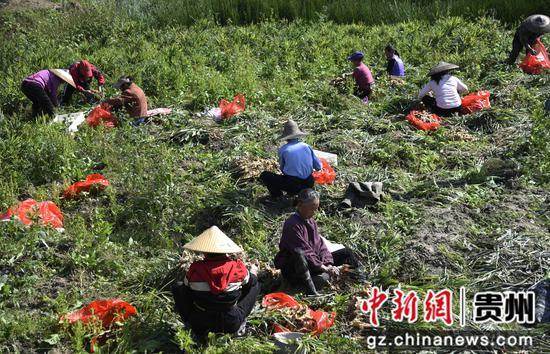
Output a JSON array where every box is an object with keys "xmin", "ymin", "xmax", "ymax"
[
  {"xmin": 21, "ymin": 69, "xmax": 63, "ymax": 118},
  {"xmin": 274, "ymin": 189, "xmax": 363, "ymax": 295}
]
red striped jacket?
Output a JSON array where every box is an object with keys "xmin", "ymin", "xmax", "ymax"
[{"xmin": 184, "ymin": 255, "xmax": 249, "ymax": 309}]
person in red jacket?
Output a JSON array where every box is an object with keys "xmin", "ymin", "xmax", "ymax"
[
  {"xmin": 61, "ymin": 59, "xmax": 105, "ymax": 105},
  {"xmin": 172, "ymin": 226, "xmax": 259, "ymax": 336}
]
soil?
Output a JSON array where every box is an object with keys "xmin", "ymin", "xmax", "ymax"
[{"xmin": 397, "ymin": 185, "xmax": 549, "ymax": 285}]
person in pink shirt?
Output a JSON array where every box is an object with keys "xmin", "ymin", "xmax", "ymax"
[{"xmin": 346, "ymin": 51, "xmax": 374, "ymax": 102}]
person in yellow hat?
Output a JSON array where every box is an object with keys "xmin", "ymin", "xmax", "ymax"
[{"xmin": 172, "ymin": 226, "xmax": 259, "ymax": 336}]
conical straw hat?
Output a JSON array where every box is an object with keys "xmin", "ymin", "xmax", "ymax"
[
  {"xmin": 184, "ymin": 226, "xmax": 243, "ymax": 254},
  {"xmin": 278, "ymin": 119, "xmax": 307, "ymax": 140},
  {"xmin": 428, "ymin": 62, "xmax": 459, "ymax": 76},
  {"xmin": 525, "ymin": 15, "xmax": 550, "ymax": 33}
]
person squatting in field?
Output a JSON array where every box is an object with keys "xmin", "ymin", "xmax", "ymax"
[
  {"xmin": 507, "ymin": 14, "xmax": 550, "ymax": 65},
  {"xmin": 102, "ymin": 76, "xmax": 148, "ymax": 119},
  {"xmin": 418, "ymin": 62, "xmax": 468, "ymax": 117},
  {"xmin": 61, "ymin": 59, "xmax": 105, "ymax": 105},
  {"xmin": 172, "ymin": 226, "xmax": 260, "ymax": 336},
  {"xmin": 274, "ymin": 189, "xmax": 364, "ymax": 295},
  {"xmin": 260, "ymin": 120, "xmax": 322, "ymax": 199},
  {"xmin": 385, "ymin": 45, "xmax": 405, "ymax": 79},
  {"xmin": 21, "ymin": 69, "xmax": 63, "ymax": 118},
  {"xmin": 345, "ymin": 51, "xmax": 375, "ymax": 102}
]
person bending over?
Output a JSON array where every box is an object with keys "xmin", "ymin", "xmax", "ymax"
[{"xmin": 506, "ymin": 14, "xmax": 550, "ymax": 65}]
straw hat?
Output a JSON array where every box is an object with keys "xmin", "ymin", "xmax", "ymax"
[
  {"xmin": 428, "ymin": 62, "xmax": 459, "ymax": 76},
  {"xmin": 525, "ymin": 14, "xmax": 550, "ymax": 34},
  {"xmin": 278, "ymin": 120, "xmax": 307, "ymax": 140},
  {"xmin": 183, "ymin": 226, "xmax": 243, "ymax": 254}
]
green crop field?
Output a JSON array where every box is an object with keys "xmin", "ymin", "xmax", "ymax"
[{"xmin": 0, "ymin": 0, "xmax": 549, "ymax": 352}]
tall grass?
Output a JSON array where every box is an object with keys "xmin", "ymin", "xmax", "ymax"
[{"xmin": 119, "ymin": 0, "xmax": 549, "ymax": 26}]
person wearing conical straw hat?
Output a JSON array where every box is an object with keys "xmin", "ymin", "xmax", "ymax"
[
  {"xmin": 418, "ymin": 62, "xmax": 468, "ymax": 117},
  {"xmin": 171, "ymin": 226, "xmax": 259, "ymax": 336},
  {"xmin": 507, "ymin": 14, "xmax": 550, "ymax": 65},
  {"xmin": 274, "ymin": 189, "xmax": 365, "ymax": 296},
  {"xmin": 21, "ymin": 69, "xmax": 64, "ymax": 118},
  {"xmin": 259, "ymin": 120, "xmax": 322, "ymax": 200}
]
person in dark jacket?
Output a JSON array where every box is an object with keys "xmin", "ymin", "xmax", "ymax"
[
  {"xmin": 507, "ymin": 14, "xmax": 550, "ymax": 65},
  {"xmin": 385, "ymin": 45, "xmax": 405, "ymax": 78},
  {"xmin": 61, "ymin": 60, "xmax": 105, "ymax": 105},
  {"xmin": 274, "ymin": 189, "xmax": 363, "ymax": 295},
  {"xmin": 260, "ymin": 120, "xmax": 322, "ymax": 199},
  {"xmin": 172, "ymin": 226, "xmax": 259, "ymax": 336},
  {"xmin": 21, "ymin": 69, "xmax": 63, "ymax": 118}
]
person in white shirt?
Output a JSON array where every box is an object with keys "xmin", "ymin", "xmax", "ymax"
[{"xmin": 418, "ymin": 62, "xmax": 468, "ymax": 117}]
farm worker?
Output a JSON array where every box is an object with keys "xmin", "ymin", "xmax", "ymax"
[
  {"xmin": 418, "ymin": 62, "xmax": 468, "ymax": 117},
  {"xmin": 506, "ymin": 14, "xmax": 550, "ymax": 65},
  {"xmin": 21, "ymin": 69, "xmax": 63, "ymax": 118},
  {"xmin": 103, "ymin": 76, "xmax": 148, "ymax": 118},
  {"xmin": 345, "ymin": 51, "xmax": 374, "ymax": 101},
  {"xmin": 385, "ymin": 45, "xmax": 405, "ymax": 78},
  {"xmin": 171, "ymin": 226, "xmax": 260, "ymax": 336},
  {"xmin": 260, "ymin": 120, "xmax": 322, "ymax": 199},
  {"xmin": 61, "ymin": 60, "xmax": 105, "ymax": 105},
  {"xmin": 274, "ymin": 189, "xmax": 364, "ymax": 295}
]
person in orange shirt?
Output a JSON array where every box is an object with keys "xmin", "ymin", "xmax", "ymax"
[{"xmin": 102, "ymin": 76, "xmax": 148, "ymax": 120}]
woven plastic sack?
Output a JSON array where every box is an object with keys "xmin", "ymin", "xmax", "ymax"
[
  {"xmin": 519, "ymin": 39, "xmax": 550, "ymax": 75},
  {"xmin": 312, "ymin": 158, "xmax": 336, "ymax": 185},
  {"xmin": 219, "ymin": 95, "xmax": 246, "ymax": 119},
  {"xmin": 63, "ymin": 174, "xmax": 110, "ymax": 199},
  {"xmin": 0, "ymin": 199, "xmax": 63, "ymax": 230},
  {"xmin": 262, "ymin": 292, "xmax": 336, "ymax": 335},
  {"xmin": 461, "ymin": 91, "xmax": 491, "ymax": 114},
  {"xmin": 406, "ymin": 110, "xmax": 441, "ymax": 131},
  {"xmin": 87, "ymin": 104, "xmax": 117, "ymax": 128}
]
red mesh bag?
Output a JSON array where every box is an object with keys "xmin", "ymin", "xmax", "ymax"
[
  {"xmin": 63, "ymin": 299, "xmax": 137, "ymax": 328},
  {"xmin": 62, "ymin": 299, "xmax": 137, "ymax": 352},
  {"xmin": 63, "ymin": 174, "xmax": 110, "ymax": 199},
  {"xmin": 262, "ymin": 292, "xmax": 336, "ymax": 335},
  {"xmin": 87, "ymin": 104, "xmax": 118, "ymax": 128},
  {"xmin": 219, "ymin": 95, "xmax": 246, "ymax": 119},
  {"xmin": 1, "ymin": 199, "xmax": 63, "ymax": 229},
  {"xmin": 461, "ymin": 91, "xmax": 491, "ymax": 114},
  {"xmin": 312, "ymin": 158, "xmax": 336, "ymax": 185},
  {"xmin": 519, "ymin": 39, "xmax": 550, "ymax": 75},
  {"xmin": 406, "ymin": 110, "xmax": 441, "ymax": 131}
]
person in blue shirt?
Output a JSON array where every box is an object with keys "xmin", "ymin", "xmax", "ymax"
[
  {"xmin": 385, "ymin": 45, "xmax": 405, "ymax": 78},
  {"xmin": 260, "ymin": 120, "xmax": 322, "ymax": 199}
]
